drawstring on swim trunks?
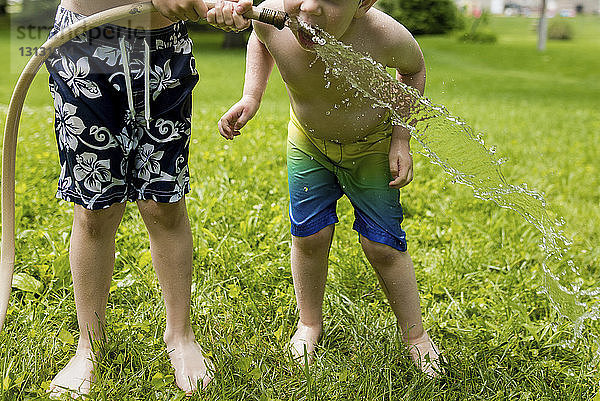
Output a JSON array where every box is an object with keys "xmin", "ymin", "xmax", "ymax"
[
  {"xmin": 144, "ymin": 38, "xmax": 150, "ymax": 130},
  {"xmin": 119, "ymin": 35, "xmax": 152, "ymax": 130}
]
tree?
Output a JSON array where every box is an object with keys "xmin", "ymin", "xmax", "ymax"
[
  {"xmin": 14, "ymin": 0, "xmax": 60, "ymax": 26},
  {"xmin": 537, "ymin": 0, "xmax": 548, "ymax": 51},
  {"xmin": 375, "ymin": 0, "xmax": 462, "ymax": 35}
]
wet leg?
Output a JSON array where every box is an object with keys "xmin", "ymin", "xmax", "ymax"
[
  {"xmin": 360, "ymin": 236, "xmax": 441, "ymax": 377},
  {"xmin": 49, "ymin": 203, "xmax": 126, "ymax": 398},
  {"xmin": 137, "ymin": 199, "xmax": 212, "ymax": 395},
  {"xmin": 289, "ymin": 225, "xmax": 334, "ymax": 365}
]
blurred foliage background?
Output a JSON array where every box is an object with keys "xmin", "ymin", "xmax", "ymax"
[
  {"xmin": 5, "ymin": 0, "xmax": 467, "ymax": 47},
  {"xmin": 376, "ymin": 0, "xmax": 463, "ymax": 34}
]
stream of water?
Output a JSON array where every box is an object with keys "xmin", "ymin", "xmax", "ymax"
[{"xmin": 294, "ymin": 20, "xmax": 598, "ymax": 350}]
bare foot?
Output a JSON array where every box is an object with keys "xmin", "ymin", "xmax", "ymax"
[
  {"xmin": 165, "ymin": 337, "xmax": 214, "ymax": 396},
  {"xmin": 406, "ymin": 332, "xmax": 441, "ymax": 378},
  {"xmin": 289, "ymin": 322, "xmax": 322, "ymax": 366},
  {"xmin": 48, "ymin": 349, "xmax": 96, "ymax": 399}
]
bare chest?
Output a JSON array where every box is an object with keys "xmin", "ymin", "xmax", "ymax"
[{"xmin": 264, "ymin": 35, "xmax": 391, "ymax": 141}]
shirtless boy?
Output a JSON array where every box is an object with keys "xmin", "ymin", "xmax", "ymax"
[
  {"xmin": 219, "ymin": 0, "xmax": 441, "ymax": 376},
  {"xmin": 45, "ymin": 0, "xmax": 251, "ymax": 397}
]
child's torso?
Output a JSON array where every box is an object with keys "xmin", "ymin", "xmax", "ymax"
[
  {"xmin": 60, "ymin": 0, "xmax": 174, "ymax": 29},
  {"xmin": 259, "ymin": 14, "xmax": 392, "ymax": 143}
]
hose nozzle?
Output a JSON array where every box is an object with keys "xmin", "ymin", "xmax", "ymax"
[
  {"xmin": 204, "ymin": 1, "xmax": 288, "ymax": 30},
  {"xmin": 255, "ymin": 8, "xmax": 288, "ymax": 30}
]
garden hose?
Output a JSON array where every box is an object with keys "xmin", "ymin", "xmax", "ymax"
[{"xmin": 0, "ymin": 1, "xmax": 288, "ymax": 332}]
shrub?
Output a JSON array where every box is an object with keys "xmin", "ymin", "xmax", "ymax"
[
  {"xmin": 375, "ymin": 0, "xmax": 463, "ymax": 35},
  {"xmin": 458, "ymin": 12, "xmax": 497, "ymax": 43},
  {"xmin": 548, "ymin": 18, "xmax": 574, "ymax": 40},
  {"xmin": 12, "ymin": 0, "xmax": 59, "ymax": 27}
]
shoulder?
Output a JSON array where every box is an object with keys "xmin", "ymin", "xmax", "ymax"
[
  {"xmin": 252, "ymin": 0, "xmax": 285, "ymax": 40},
  {"xmin": 361, "ymin": 8, "xmax": 424, "ymax": 74}
]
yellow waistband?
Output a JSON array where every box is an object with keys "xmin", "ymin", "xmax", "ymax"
[{"xmin": 289, "ymin": 107, "xmax": 392, "ymax": 144}]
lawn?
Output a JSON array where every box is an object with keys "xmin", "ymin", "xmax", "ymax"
[{"xmin": 0, "ymin": 14, "xmax": 599, "ymax": 400}]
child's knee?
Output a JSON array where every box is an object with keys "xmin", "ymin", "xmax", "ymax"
[
  {"xmin": 73, "ymin": 203, "xmax": 124, "ymax": 238},
  {"xmin": 292, "ymin": 226, "xmax": 334, "ymax": 254},
  {"xmin": 360, "ymin": 237, "xmax": 398, "ymax": 267},
  {"xmin": 138, "ymin": 199, "xmax": 188, "ymax": 232}
]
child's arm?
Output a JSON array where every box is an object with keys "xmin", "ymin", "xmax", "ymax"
[
  {"xmin": 218, "ymin": 31, "xmax": 275, "ymax": 140},
  {"xmin": 388, "ymin": 68, "xmax": 425, "ymax": 189},
  {"xmin": 387, "ymin": 29, "xmax": 426, "ymax": 189},
  {"xmin": 152, "ymin": 0, "xmax": 210, "ymax": 22},
  {"xmin": 389, "ymin": 125, "xmax": 413, "ymax": 189},
  {"xmin": 206, "ymin": 0, "xmax": 253, "ymax": 32},
  {"xmin": 153, "ymin": 0, "xmax": 252, "ymax": 30}
]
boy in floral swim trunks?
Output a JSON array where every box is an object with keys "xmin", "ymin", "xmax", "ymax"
[
  {"xmin": 218, "ymin": 0, "xmax": 441, "ymax": 376},
  {"xmin": 44, "ymin": 0, "xmax": 251, "ymax": 397}
]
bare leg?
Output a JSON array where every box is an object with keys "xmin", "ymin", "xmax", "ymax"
[
  {"xmin": 360, "ymin": 236, "xmax": 441, "ymax": 377},
  {"xmin": 137, "ymin": 198, "xmax": 212, "ymax": 395},
  {"xmin": 49, "ymin": 203, "xmax": 126, "ymax": 398},
  {"xmin": 289, "ymin": 225, "xmax": 334, "ymax": 365}
]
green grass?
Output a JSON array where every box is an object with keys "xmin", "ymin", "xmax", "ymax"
[{"xmin": 0, "ymin": 16, "xmax": 599, "ymax": 400}]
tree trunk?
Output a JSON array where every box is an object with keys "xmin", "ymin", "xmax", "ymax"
[
  {"xmin": 222, "ymin": 31, "xmax": 247, "ymax": 49},
  {"xmin": 537, "ymin": 0, "xmax": 548, "ymax": 51}
]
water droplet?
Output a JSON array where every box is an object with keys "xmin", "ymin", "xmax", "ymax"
[{"xmin": 303, "ymin": 23, "xmax": 591, "ymax": 334}]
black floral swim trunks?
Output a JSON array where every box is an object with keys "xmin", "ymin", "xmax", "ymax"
[{"xmin": 46, "ymin": 6, "xmax": 199, "ymax": 209}]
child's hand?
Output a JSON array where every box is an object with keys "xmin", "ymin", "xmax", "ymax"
[
  {"xmin": 206, "ymin": 0, "xmax": 253, "ymax": 32},
  {"xmin": 218, "ymin": 96, "xmax": 260, "ymax": 140},
  {"xmin": 389, "ymin": 133, "xmax": 413, "ymax": 189},
  {"xmin": 152, "ymin": 0, "xmax": 209, "ymax": 22}
]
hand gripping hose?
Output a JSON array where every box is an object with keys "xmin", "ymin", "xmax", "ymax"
[{"xmin": 0, "ymin": 1, "xmax": 288, "ymax": 332}]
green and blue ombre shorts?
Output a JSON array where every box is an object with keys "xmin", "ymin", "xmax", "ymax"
[{"xmin": 287, "ymin": 109, "xmax": 407, "ymax": 251}]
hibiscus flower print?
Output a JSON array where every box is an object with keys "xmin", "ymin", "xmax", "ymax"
[
  {"xmin": 54, "ymin": 92, "xmax": 85, "ymax": 151},
  {"xmin": 73, "ymin": 153, "xmax": 112, "ymax": 193},
  {"xmin": 115, "ymin": 126, "xmax": 140, "ymax": 157},
  {"xmin": 58, "ymin": 56, "xmax": 102, "ymax": 99},
  {"xmin": 95, "ymin": 45, "xmax": 145, "ymax": 79},
  {"xmin": 150, "ymin": 59, "xmax": 181, "ymax": 101},
  {"xmin": 92, "ymin": 45, "xmax": 121, "ymax": 67},
  {"xmin": 172, "ymin": 163, "xmax": 189, "ymax": 197},
  {"xmin": 57, "ymin": 163, "xmax": 73, "ymax": 193},
  {"xmin": 53, "ymin": 7, "xmax": 87, "ymax": 43},
  {"xmin": 135, "ymin": 144, "xmax": 164, "ymax": 181},
  {"xmin": 174, "ymin": 36, "xmax": 192, "ymax": 55}
]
